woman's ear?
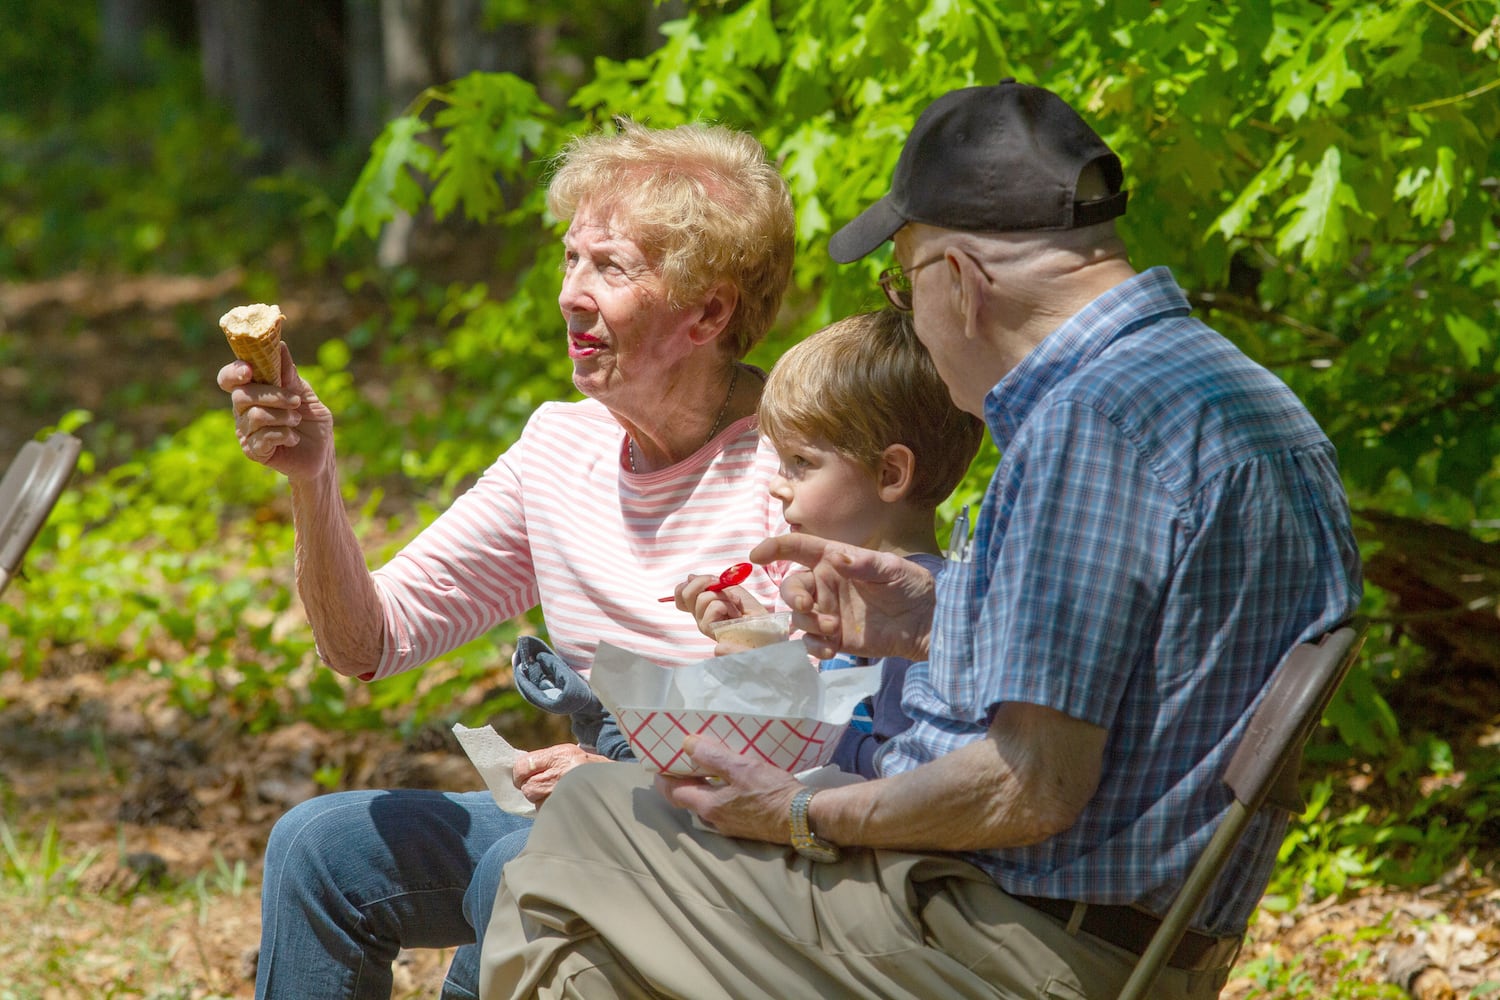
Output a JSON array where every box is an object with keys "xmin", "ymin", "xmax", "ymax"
[
  {"xmin": 687, "ymin": 281, "xmax": 739, "ymax": 346},
  {"xmin": 876, "ymin": 444, "xmax": 917, "ymax": 503}
]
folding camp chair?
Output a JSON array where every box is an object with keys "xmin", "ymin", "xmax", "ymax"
[
  {"xmin": 0, "ymin": 431, "xmax": 83, "ymax": 596},
  {"xmin": 1117, "ymin": 620, "xmax": 1368, "ymax": 1000}
]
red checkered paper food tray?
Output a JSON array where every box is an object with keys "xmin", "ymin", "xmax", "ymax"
[{"xmin": 615, "ymin": 708, "xmax": 845, "ymax": 776}]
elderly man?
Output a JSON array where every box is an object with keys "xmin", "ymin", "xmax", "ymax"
[{"xmin": 478, "ymin": 79, "xmax": 1362, "ymax": 1000}]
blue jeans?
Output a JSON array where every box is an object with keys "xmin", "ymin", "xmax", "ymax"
[{"xmin": 255, "ymin": 789, "xmax": 534, "ymax": 1000}]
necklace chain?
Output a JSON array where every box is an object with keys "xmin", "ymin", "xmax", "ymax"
[{"xmin": 629, "ymin": 364, "xmax": 740, "ymax": 474}]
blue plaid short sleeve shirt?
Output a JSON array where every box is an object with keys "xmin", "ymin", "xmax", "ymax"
[{"xmin": 879, "ymin": 267, "xmax": 1362, "ymax": 935}]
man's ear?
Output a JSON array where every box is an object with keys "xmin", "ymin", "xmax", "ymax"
[
  {"xmin": 687, "ymin": 281, "xmax": 739, "ymax": 346},
  {"xmin": 876, "ymin": 444, "xmax": 917, "ymax": 503},
  {"xmin": 950, "ymin": 250, "xmax": 989, "ymax": 344}
]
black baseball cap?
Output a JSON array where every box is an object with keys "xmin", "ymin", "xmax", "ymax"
[{"xmin": 829, "ymin": 78, "xmax": 1128, "ymax": 263}]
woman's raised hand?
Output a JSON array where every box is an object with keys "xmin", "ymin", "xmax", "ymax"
[{"xmin": 217, "ymin": 342, "xmax": 334, "ymax": 483}]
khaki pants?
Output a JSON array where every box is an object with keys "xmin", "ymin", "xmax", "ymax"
[{"xmin": 481, "ymin": 764, "xmax": 1231, "ymax": 999}]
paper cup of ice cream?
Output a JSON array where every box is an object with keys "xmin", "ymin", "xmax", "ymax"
[{"xmin": 708, "ymin": 611, "xmax": 793, "ymax": 651}]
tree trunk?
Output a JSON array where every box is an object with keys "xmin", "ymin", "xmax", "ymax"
[
  {"xmin": 448, "ymin": 0, "xmax": 532, "ymax": 77},
  {"xmin": 101, "ymin": 0, "xmax": 196, "ymax": 79},
  {"xmin": 379, "ymin": 0, "xmax": 442, "ymax": 110},
  {"xmin": 344, "ymin": 0, "xmax": 386, "ymax": 144},
  {"xmin": 196, "ymin": 0, "xmax": 345, "ymax": 163},
  {"xmin": 196, "ymin": 0, "xmax": 233, "ymax": 101},
  {"xmin": 1358, "ymin": 508, "xmax": 1500, "ymax": 675},
  {"xmin": 99, "ymin": 0, "xmax": 155, "ymax": 80}
]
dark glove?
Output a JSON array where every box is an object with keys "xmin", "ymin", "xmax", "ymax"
[
  {"xmin": 592, "ymin": 713, "xmax": 636, "ymax": 761},
  {"xmin": 511, "ymin": 635, "xmax": 607, "ymax": 750}
]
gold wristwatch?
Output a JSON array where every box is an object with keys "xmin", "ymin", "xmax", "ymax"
[{"xmin": 788, "ymin": 787, "xmax": 840, "ymax": 863}]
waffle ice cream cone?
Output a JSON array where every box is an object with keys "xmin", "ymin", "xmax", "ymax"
[{"xmin": 219, "ymin": 303, "xmax": 285, "ymax": 385}]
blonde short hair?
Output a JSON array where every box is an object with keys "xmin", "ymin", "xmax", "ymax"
[
  {"xmin": 759, "ymin": 311, "xmax": 984, "ymax": 509},
  {"xmin": 547, "ymin": 120, "xmax": 795, "ymax": 357}
]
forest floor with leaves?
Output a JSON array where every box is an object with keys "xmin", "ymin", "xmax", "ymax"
[{"xmin": 3, "ymin": 260, "xmax": 1500, "ymax": 998}]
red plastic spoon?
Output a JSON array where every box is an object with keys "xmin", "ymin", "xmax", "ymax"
[{"xmin": 657, "ymin": 561, "xmax": 753, "ymax": 602}]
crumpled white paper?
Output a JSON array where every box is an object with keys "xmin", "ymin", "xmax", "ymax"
[
  {"xmin": 588, "ymin": 639, "xmax": 880, "ymax": 720},
  {"xmin": 588, "ymin": 640, "xmax": 882, "ymax": 775},
  {"xmin": 451, "ymin": 723, "xmax": 536, "ymax": 817}
]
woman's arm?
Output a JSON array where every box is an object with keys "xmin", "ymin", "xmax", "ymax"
[
  {"xmin": 291, "ymin": 463, "xmax": 385, "ymax": 677},
  {"xmin": 220, "ymin": 346, "xmax": 384, "ymax": 678}
]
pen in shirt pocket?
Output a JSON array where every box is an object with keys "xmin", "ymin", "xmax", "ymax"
[{"xmin": 946, "ymin": 504, "xmax": 971, "ymax": 563}]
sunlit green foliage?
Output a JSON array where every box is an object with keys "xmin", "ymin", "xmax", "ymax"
[{"xmin": 341, "ymin": 0, "xmax": 1500, "ymax": 529}]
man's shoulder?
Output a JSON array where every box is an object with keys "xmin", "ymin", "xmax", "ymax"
[
  {"xmin": 1061, "ymin": 318, "xmax": 1308, "ymax": 435},
  {"xmin": 1027, "ymin": 316, "xmax": 1332, "ymax": 505}
]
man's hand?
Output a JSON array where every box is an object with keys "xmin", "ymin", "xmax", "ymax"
[
  {"xmin": 655, "ymin": 736, "xmax": 802, "ymax": 844},
  {"xmin": 514, "ymin": 744, "xmax": 608, "ymax": 806},
  {"xmin": 655, "ymin": 706, "xmax": 1106, "ymax": 856},
  {"xmin": 751, "ymin": 533, "xmax": 936, "ymax": 661},
  {"xmin": 217, "ymin": 342, "xmax": 334, "ymax": 483}
]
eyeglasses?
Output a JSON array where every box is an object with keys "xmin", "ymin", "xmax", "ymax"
[{"xmin": 877, "ymin": 251, "xmax": 947, "ymax": 312}]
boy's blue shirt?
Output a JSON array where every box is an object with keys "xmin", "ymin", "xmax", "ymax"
[{"xmin": 824, "ymin": 551, "xmax": 947, "ymax": 779}]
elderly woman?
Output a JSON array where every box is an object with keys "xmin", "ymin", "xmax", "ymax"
[{"xmin": 218, "ymin": 121, "xmax": 795, "ymax": 1000}]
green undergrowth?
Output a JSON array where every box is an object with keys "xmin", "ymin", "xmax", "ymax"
[
  {"xmin": 0, "ymin": 398, "xmax": 536, "ymax": 737},
  {"xmin": 1235, "ymin": 929, "xmax": 1408, "ymax": 999},
  {"xmin": 0, "ymin": 821, "xmax": 246, "ymax": 1000}
]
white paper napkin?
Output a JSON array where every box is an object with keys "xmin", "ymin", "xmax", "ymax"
[{"xmin": 451, "ymin": 723, "xmax": 536, "ymax": 817}]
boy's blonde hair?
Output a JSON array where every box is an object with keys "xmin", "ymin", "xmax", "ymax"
[
  {"xmin": 759, "ymin": 311, "xmax": 985, "ymax": 508},
  {"xmin": 547, "ymin": 120, "xmax": 795, "ymax": 358}
]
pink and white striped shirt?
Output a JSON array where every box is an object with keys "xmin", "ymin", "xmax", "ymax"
[{"xmin": 368, "ymin": 397, "xmax": 788, "ymax": 680}]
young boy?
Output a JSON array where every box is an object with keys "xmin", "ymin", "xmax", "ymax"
[
  {"xmin": 519, "ymin": 310, "xmax": 983, "ymax": 777},
  {"xmin": 694, "ymin": 308, "xmax": 984, "ymax": 776}
]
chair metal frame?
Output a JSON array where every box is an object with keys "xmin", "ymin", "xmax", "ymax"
[
  {"xmin": 1, "ymin": 432, "xmax": 82, "ymax": 596},
  {"xmin": 1117, "ymin": 620, "xmax": 1368, "ymax": 1000}
]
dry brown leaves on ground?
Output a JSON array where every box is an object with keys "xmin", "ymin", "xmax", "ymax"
[{"xmin": 2, "ymin": 657, "xmax": 1499, "ymax": 999}]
